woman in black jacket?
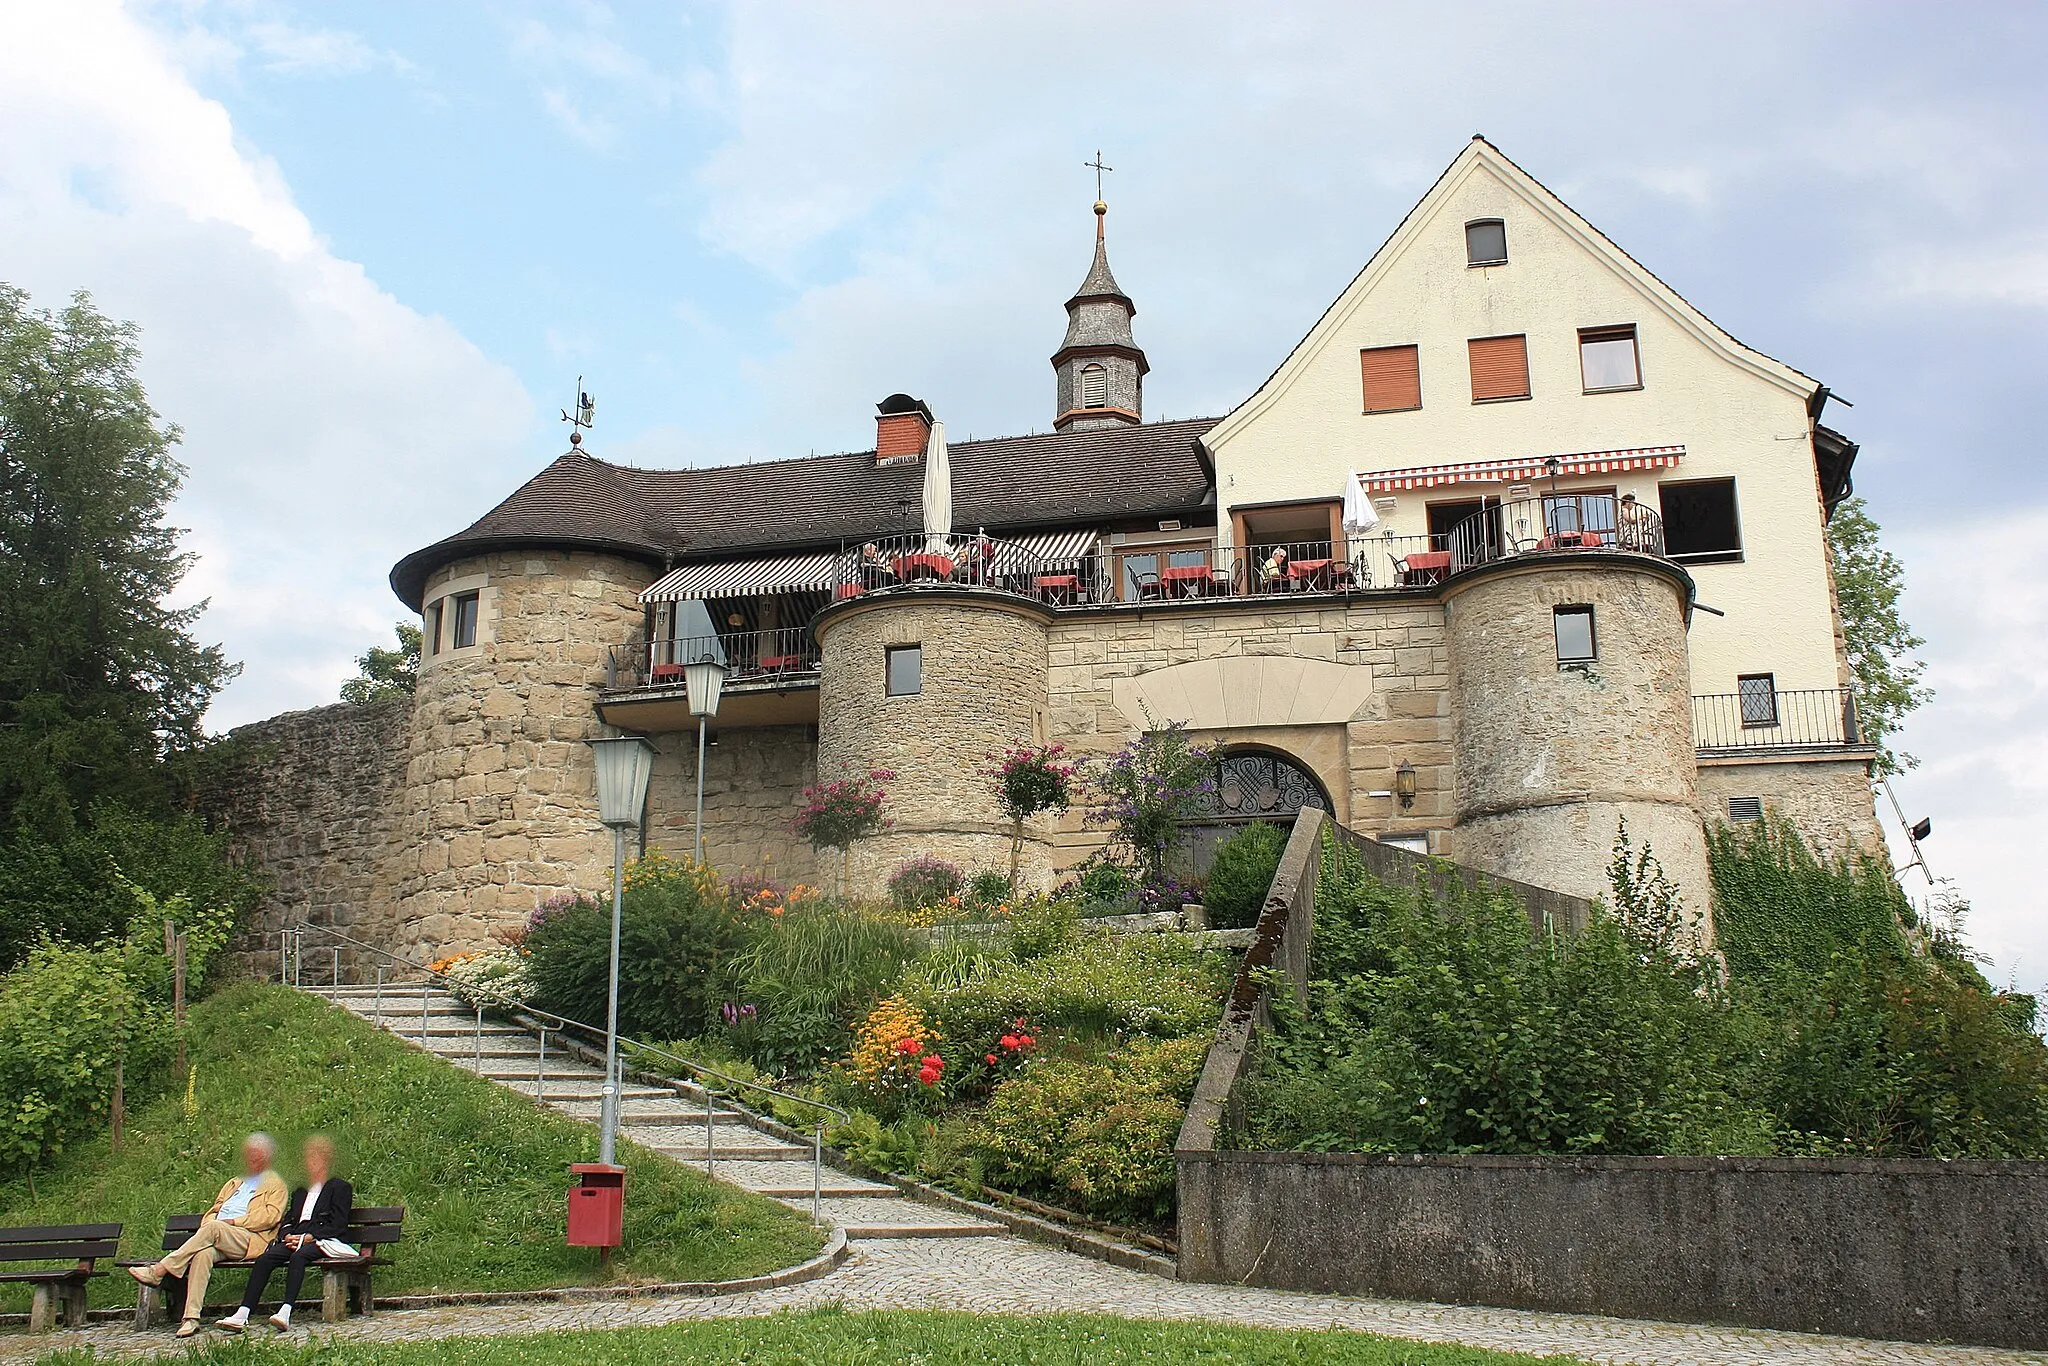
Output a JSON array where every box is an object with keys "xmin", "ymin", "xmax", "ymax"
[{"xmin": 214, "ymin": 1135, "xmax": 354, "ymax": 1333}]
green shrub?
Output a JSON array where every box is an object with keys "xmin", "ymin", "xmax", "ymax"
[
  {"xmin": 728, "ymin": 906, "xmax": 922, "ymax": 1074},
  {"xmin": 887, "ymin": 856, "xmax": 964, "ymax": 910},
  {"xmin": 917, "ymin": 933, "xmax": 1226, "ymax": 1055},
  {"xmin": 971, "ymin": 1036, "xmax": 1208, "ymax": 1223},
  {"xmin": 1709, "ymin": 814, "xmax": 1912, "ymax": 980},
  {"xmin": 1201, "ymin": 822, "xmax": 1287, "ymax": 929},
  {"xmin": 964, "ymin": 870, "xmax": 1013, "ymax": 909},
  {"xmin": 523, "ymin": 857, "xmax": 749, "ymax": 1041},
  {"xmin": 1068, "ymin": 859, "xmax": 1136, "ymax": 905},
  {"xmin": 1000, "ymin": 896, "xmax": 1080, "ymax": 961},
  {"xmin": 0, "ymin": 941, "xmax": 174, "ymax": 1171}
]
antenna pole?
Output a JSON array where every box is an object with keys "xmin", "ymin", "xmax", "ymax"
[{"xmin": 1879, "ymin": 776, "xmax": 1935, "ymax": 888}]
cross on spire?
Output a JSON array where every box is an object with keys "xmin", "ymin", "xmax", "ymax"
[{"xmin": 1085, "ymin": 150, "xmax": 1112, "ymax": 202}]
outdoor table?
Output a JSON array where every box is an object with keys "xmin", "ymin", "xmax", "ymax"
[
  {"xmin": 650, "ymin": 663, "xmax": 686, "ymax": 684},
  {"xmin": 895, "ymin": 554, "xmax": 956, "ymax": 581},
  {"xmin": 1287, "ymin": 558, "xmax": 1338, "ymax": 590},
  {"xmin": 1159, "ymin": 565, "xmax": 1223, "ymax": 598},
  {"xmin": 1401, "ymin": 550, "xmax": 1451, "ymax": 585},
  {"xmin": 1034, "ymin": 574, "xmax": 1082, "ymax": 605},
  {"xmin": 1537, "ymin": 532, "xmax": 1603, "ymax": 551}
]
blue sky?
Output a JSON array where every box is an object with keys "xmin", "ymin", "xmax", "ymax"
[{"xmin": 2, "ymin": 1, "xmax": 2043, "ymax": 987}]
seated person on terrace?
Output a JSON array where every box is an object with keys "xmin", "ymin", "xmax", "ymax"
[
  {"xmin": 1259, "ymin": 546, "xmax": 1289, "ymax": 588},
  {"xmin": 859, "ymin": 542, "xmax": 892, "ymax": 589},
  {"xmin": 129, "ymin": 1133, "xmax": 288, "ymax": 1338},
  {"xmin": 215, "ymin": 1135, "xmax": 355, "ymax": 1334}
]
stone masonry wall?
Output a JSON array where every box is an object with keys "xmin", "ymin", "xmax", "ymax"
[
  {"xmin": 208, "ymin": 698, "xmax": 411, "ymax": 981},
  {"xmin": 393, "ymin": 549, "xmax": 654, "ymax": 959},
  {"xmin": 645, "ymin": 725, "xmax": 821, "ymax": 885},
  {"xmin": 1696, "ymin": 755, "xmax": 1882, "ymax": 859}
]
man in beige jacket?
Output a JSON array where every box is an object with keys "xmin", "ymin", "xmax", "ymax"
[{"xmin": 128, "ymin": 1133, "xmax": 288, "ymax": 1337}]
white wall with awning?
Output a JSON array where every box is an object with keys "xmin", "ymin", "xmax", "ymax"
[{"xmin": 639, "ymin": 528, "xmax": 1103, "ymax": 604}]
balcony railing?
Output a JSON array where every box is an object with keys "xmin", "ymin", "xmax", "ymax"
[
  {"xmin": 1692, "ymin": 688, "xmax": 1862, "ymax": 751},
  {"xmin": 1445, "ymin": 493, "xmax": 1667, "ymax": 572},
  {"xmin": 604, "ymin": 628, "xmax": 819, "ymax": 692}
]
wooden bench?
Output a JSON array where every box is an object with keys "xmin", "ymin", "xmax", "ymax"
[
  {"xmin": 124, "ymin": 1207, "xmax": 404, "ymax": 1328},
  {"xmin": 0, "ymin": 1223, "xmax": 121, "ymax": 1331}
]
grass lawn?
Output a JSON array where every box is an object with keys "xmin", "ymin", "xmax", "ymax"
[
  {"xmin": 0, "ymin": 983, "xmax": 823, "ymax": 1312},
  {"xmin": 38, "ymin": 1308, "xmax": 1589, "ymax": 1364}
]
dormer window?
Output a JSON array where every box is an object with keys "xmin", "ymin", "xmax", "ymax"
[
  {"xmin": 1466, "ymin": 218, "xmax": 1508, "ymax": 267},
  {"xmin": 1079, "ymin": 363, "xmax": 1108, "ymax": 409}
]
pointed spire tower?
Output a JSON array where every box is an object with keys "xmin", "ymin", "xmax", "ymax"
[{"xmin": 1052, "ymin": 178, "xmax": 1147, "ymax": 432}]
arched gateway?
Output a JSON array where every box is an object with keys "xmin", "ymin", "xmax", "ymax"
[{"xmin": 1182, "ymin": 746, "xmax": 1331, "ymax": 872}]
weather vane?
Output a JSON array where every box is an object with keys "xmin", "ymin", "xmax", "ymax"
[{"xmin": 561, "ymin": 377, "xmax": 596, "ymax": 447}]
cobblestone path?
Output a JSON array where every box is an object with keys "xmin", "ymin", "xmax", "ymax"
[{"xmin": 9, "ymin": 986, "xmax": 2037, "ymax": 1366}]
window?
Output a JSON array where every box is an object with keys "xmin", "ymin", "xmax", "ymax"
[
  {"xmin": 1738, "ymin": 673, "xmax": 1779, "ymax": 727},
  {"xmin": 1360, "ymin": 344, "xmax": 1422, "ymax": 413},
  {"xmin": 1542, "ymin": 490, "xmax": 1617, "ymax": 541},
  {"xmin": 1377, "ymin": 832, "xmax": 1430, "ymax": 854},
  {"xmin": 1465, "ymin": 218, "xmax": 1507, "ymax": 266},
  {"xmin": 1658, "ymin": 478, "xmax": 1743, "ymax": 561},
  {"xmin": 425, "ymin": 602, "xmax": 443, "ymax": 656},
  {"xmin": 1553, "ymin": 605, "xmax": 1596, "ymax": 665},
  {"xmin": 450, "ymin": 591, "xmax": 480, "ymax": 650},
  {"xmin": 1079, "ymin": 363, "xmax": 1108, "ymax": 409},
  {"xmin": 1468, "ymin": 334, "xmax": 1530, "ymax": 402},
  {"xmin": 1579, "ymin": 325, "xmax": 1641, "ymax": 392},
  {"xmin": 1726, "ymin": 795, "xmax": 1764, "ymax": 823},
  {"xmin": 1119, "ymin": 546, "xmax": 1209, "ymax": 601},
  {"xmin": 885, "ymin": 644, "xmax": 922, "ymax": 696}
]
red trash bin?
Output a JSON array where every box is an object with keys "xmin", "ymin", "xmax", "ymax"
[{"xmin": 568, "ymin": 1163, "xmax": 625, "ymax": 1250}]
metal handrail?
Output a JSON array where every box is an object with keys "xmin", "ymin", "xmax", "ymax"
[
  {"xmin": 605, "ymin": 629, "xmax": 820, "ymax": 691},
  {"xmin": 1445, "ymin": 493, "xmax": 1668, "ymax": 573},
  {"xmin": 1691, "ymin": 687, "xmax": 1862, "ymax": 750},
  {"xmin": 278, "ymin": 921, "xmax": 844, "ymax": 1224}
]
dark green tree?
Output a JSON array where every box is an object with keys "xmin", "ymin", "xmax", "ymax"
[
  {"xmin": 0, "ymin": 286, "xmax": 238, "ymax": 838},
  {"xmin": 340, "ymin": 622, "xmax": 421, "ymax": 704},
  {"xmin": 1827, "ymin": 497, "xmax": 1929, "ymax": 774}
]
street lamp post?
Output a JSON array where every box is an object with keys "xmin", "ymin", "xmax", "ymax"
[
  {"xmin": 586, "ymin": 734, "xmax": 656, "ymax": 1166},
  {"xmin": 683, "ymin": 653, "xmax": 728, "ymax": 862}
]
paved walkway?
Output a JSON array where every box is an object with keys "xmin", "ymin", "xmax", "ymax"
[{"xmin": 10, "ymin": 987, "xmax": 2038, "ymax": 1366}]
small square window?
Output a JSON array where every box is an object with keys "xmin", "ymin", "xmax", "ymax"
[
  {"xmin": 1553, "ymin": 605, "xmax": 1596, "ymax": 666},
  {"xmin": 1466, "ymin": 218, "xmax": 1507, "ymax": 266},
  {"xmin": 1737, "ymin": 673, "xmax": 1779, "ymax": 727},
  {"xmin": 450, "ymin": 591, "xmax": 480, "ymax": 650},
  {"xmin": 1659, "ymin": 478, "xmax": 1743, "ymax": 561},
  {"xmin": 885, "ymin": 644, "xmax": 922, "ymax": 697},
  {"xmin": 1579, "ymin": 325, "xmax": 1641, "ymax": 392},
  {"xmin": 425, "ymin": 602, "xmax": 443, "ymax": 656}
]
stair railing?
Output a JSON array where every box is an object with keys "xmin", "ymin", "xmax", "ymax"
[{"xmin": 279, "ymin": 921, "xmax": 843, "ymax": 1227}]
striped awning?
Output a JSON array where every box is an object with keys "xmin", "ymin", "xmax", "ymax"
[
  {"xmin": 1359, "ymin": 445, "xmax": 1685, "ymax": 493},
  {"xmin": 639, "ymin": 528, "xmax": 1102, "ymax": 604}
]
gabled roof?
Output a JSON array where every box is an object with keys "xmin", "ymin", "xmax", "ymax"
[
  {"xmin": 1202, "ymin": 136, "xmax": 1823, "ymax": 454},
  {"xmin": 390, "ymin": 418, "xmax": 1218, "ymax": 609}
]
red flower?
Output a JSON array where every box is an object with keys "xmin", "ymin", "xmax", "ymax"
[
  {"xmin": 894, "ymin": 1037, "xmax": 921, "ymax": 1055},
  {"xmin": 1018, "ymin": 1035, "xmax": 1035, "ymax": 1048},
  {"xmin": 999, "ymin": 1035, "xmax": 1019, "ymax": 1050},
  {"xmin": 985, "ymin": 1053, "xmax": 999, "ymax": 1065},
  {"xmin": 916, "ymin": 1067, "xmax": 941, "ymax": 1087},
  {"xmin": 921, "ymin": 1054, "xmax": 943, "ymax": 1069}
]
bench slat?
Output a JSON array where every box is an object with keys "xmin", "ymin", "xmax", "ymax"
[
  {"xmin": 0, "ymin": 1268, "xmax": 106, "ymax": 1283},
  {"xmin": 0, "ymin": 1224, "xmax": 121, "ymax": 1245},
  {"xmin": 0, "ymin": 1241, "xmax": 121, "ymax": 1262}
]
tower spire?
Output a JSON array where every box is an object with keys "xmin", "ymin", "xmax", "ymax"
[{"xmin": 1052, "ymin": 155, "xmax": 1147, "ymax": 432}]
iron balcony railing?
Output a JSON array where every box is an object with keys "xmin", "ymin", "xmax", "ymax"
[
  {"xmin": 1444, "ymin": 493, "xmax": 1668, "ymax": 572},
  {"xmin": 1073, "ymin": 535, "xmax": 1444, "ymax": 603},
  {"xmin": 832, "ymin": 531, "xmax": 1072, "ymax": 598},
  {"xmin": 1692, "ymin": 687, "xmax": 1862, "ymax": 751},
  {"xmin": 604, "ymin": 627, "xmax": 819, "ymax": 691}
]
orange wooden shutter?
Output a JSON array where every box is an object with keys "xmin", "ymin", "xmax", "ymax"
[
  {"xmin": 1360, "ymin": 345, "xmax": 1421, "ymax": 413},
  {"xmin": 1468, "ymin": 334, "xmax": 1530, "ymax": 401}
]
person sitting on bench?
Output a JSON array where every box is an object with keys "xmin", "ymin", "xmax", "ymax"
[
  {"xmin": 128, "ymin": 1133, "xmax": 288, "ymax": 1337},
  {"xmin": 215, "ymin": 1135, "xmax": 354, "ymax": 1334}
]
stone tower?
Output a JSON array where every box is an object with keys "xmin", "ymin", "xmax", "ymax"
[
  {"xmin": 1445, "ymin": 553, "xmax": 1714, "ymax": 927},
  {"xmin": 1052, "ymin": 201, "xmax": 1148, "ymax": 432}
]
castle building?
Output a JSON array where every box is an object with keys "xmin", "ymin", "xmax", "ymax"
[{"xmin": 365, "ymin": 138, "xmax": 1878, "ymax": 957}]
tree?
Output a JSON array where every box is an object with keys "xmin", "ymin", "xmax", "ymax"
[
  {"xmin": 1826, "ymin": 497, "xmax": 1930, "ymax": 774},
  {"xmin": 0, "ymin": 287, "xmax": 238, "ymax": 838},
  {"xmin": 340, "ymin": 622, "xmax": 421, "ymax": 704}
]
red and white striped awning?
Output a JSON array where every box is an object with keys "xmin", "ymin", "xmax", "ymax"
[
  {"xmin": 639, "ymin": 528, "xmax": 1101, "ymax": 603},
  {"xmin": 1358, "ymin": 445, "xmax": 1685, "ymax": 493}
]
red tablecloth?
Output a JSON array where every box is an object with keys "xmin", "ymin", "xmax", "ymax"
[
  {"xmin": 1537, "ymin": 532, "xmax": 1603, "ymax": 551},
  {"xmin": 894, "ymin": 554, "xmax": 955, "ymax": 580},
  {"xmin": 1160, "ymin": 565, "xmax": 1223, "ymax": 596}
]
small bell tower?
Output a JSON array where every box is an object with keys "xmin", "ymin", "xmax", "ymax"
[{"xmin": 1052, "ymin": 153, "xmax": 1147, "ymax": 432}]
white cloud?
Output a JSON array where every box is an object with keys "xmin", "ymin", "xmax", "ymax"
[
  {"xmin": 0, "ymin": 0, "xmax": 532, "ymax": 728},
  {"xmin": 242, "ymin": 19, "xmax": 415, "ymax": 77}
]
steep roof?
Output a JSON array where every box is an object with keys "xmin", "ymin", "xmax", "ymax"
[{"xmin": 390, "ymin": 418, "xmax": 1218, "ymax": 609}]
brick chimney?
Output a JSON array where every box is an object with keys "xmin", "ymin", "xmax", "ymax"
[{"xmin": 874, "ymin": 393, "xmax": 933, "ymax": 466}]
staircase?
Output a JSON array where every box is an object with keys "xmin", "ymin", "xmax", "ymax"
[{"xmin": 312, "ymin": 984, "xmax": 1003, "ymax": 1241}]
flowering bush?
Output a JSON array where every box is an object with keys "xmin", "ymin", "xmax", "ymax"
[
  {"xmin": 727, "ymin": 873, "xmax": 820, "ymax": 919},
  {"xmin": 1136, "ymin": 875, "xmax": 1204, "ymax": 916},
  {"xmin": 842, "ymin": 994, "xmax": 946, "ymax": 1115},
  {"xmin": 987, "ymin": 743, "xmax": 1078, "ymax": 882},
  {"xmin": 793, "ymin": 769, "xmax": 894, "ymax": 851},
  {"xmin": 888, "ymin": 855, "xmax": 965, "ymax": 910},
  {"xmin": 1086, "ymin": 721, "xmax": 1214, "ymax": 883},
  {"xmin": 442, "ymin": 946, "xmax": 532, "ymax": 1012}
]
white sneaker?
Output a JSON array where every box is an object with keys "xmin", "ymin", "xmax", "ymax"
[
  {"xmin": 215, "ymin": 1309, "xmax": 248, "ymax": 1332},
  {"xmin": 268, "ymin": 1307, "xmax": 293, "ymax": 1332}
]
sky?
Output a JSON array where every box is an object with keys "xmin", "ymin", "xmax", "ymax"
[{"xmin": 0, "ymin": 1, "xmax": 2041, "ymax": 990}]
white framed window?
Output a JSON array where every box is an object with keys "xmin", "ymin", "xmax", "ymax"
[
  {"xmin": 886, "ymin": 644, "xmax": 922, "ymax": 697},
  {"xmin": 1579, "ymin": 325, "xmax": 1642, "ymax": 392},
  {"xmin": 1466, "ymin": 218, "xmax": 1507, "ymax": 266},
  {"xmin": 1079, "ymin": 363, "xmax": 1109, "ymax": 408},
  {"xmin": 450, "ymin": 590, "xmax": 481, "ymax": 650}
]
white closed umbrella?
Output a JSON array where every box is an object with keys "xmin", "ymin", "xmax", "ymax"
[
  {"xmin": 922, "ymin": 419, "xmax": 952, "ymax": 552},
  {"xmin": 1342, "ymin": 469, "xmax": 1379, "ymax": 537}
]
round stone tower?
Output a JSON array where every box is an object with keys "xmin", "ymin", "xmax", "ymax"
[
  {"xmin": 813, "ymin": 590, "xmax": 1055, "ymax": 896},
  {"xmin": 392, "ymin": 548, "xmax": 652, "ymax": 958},
  {"xmin": 1444, "ymin": 554, "xmax": 1712, "ymax": 926}
]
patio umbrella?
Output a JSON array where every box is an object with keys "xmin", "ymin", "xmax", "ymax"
[
  {"xmin": 1342, "ymin": 469, "xmax": 1379, "ymax": 536},
  {"xmin": 922, "ymin": 419, "xmax": 952, "ymax": 552}
]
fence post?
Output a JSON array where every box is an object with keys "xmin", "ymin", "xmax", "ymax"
[
  {"xmin": 704, "ymin": 1083, "xmax": 715, "ymax": 1177},
  {"xmin": 421, "ymin": 985, "xmax": 430, "ymax": 1044},
  {"xmin": 171, "ymin": 929, "xmax": 187, "ymax": 1079},
  {"xmin": 474, "ymin": 1005, "xmax": 483, "ymax": 1071},
  {"xmin": 331, "ymin": 947, "xmax": 340, "ymax": 988},
  {"xmin": 374, "ymin": 967, "xmax": 384, "ymax": 1027},
  {"xmin": 812, "ymin": 1125, "xmax": 823, "ymax": 1226},
  {"xmin": 536, "ymin": 1028, "xmax": 546, "ymax": 1105},
  {"xmin": 279, "ymin": 930, "xmax": 288, "ymax": 984}
]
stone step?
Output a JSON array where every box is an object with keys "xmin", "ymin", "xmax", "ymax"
[
  {"xmin": 646, "ymin": 1143, "xmax": 813, "ymax": 1163},
  {"xmin": 786, "ymin": 1196, "xmax": 1001, "ymax": 1239},
  {"xmin": 702, "ymin": 1159, "xmax": 887, "ymax": 1196},
  {"xmin": 551, "ymin": 1100, "xmax": 745, "ymax": 1124}
]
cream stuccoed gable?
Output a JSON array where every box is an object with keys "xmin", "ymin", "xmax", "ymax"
[{"xmin": 1202, "ymin": 137, "xmax": 1849, "ymax": 702}]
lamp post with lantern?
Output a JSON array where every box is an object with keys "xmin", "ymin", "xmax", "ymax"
[
  {"xmin": 683, "ymin": 652, "xmax": 727, "ymax": 862},
  {"xmin": 584, "ymin": 734, "xmax": 655, "ymax": 1165}
]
